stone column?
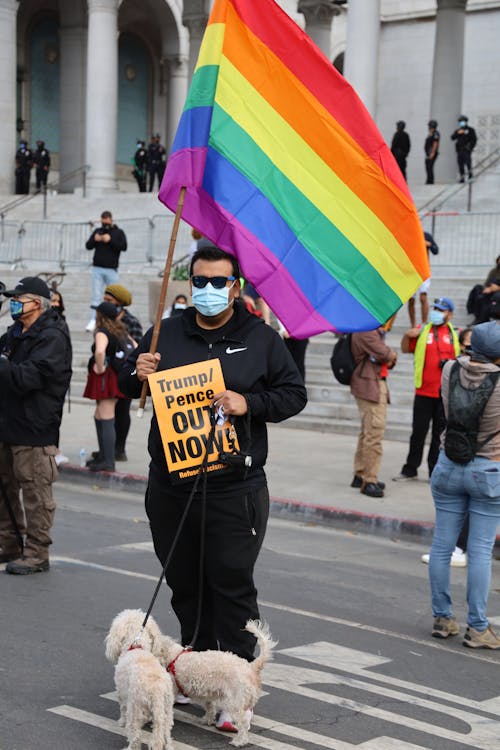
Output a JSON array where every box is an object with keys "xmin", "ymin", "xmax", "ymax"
[
  {"xmin": 430, "ymin": 0, "xmax": 468, "ymax": 182},
  {"xmin": 166, "ymin": 55, "xmax": 189, "ymax": 153},
  {"xmin": 183, "ymin": 12, "xmax": 209, "ymax": 83},
  {"xmin": 85, "ymin": 0, "xmax": 119, "ymax": 194},
  {"xmin": 298, "ymin": 1, "xmax": 340, "ymax": 58},
  {"xmin": 59, "ymin": 4, "xmax": 86, "ymax": 192},
  {"xmin": 0, "ymin": 0, "xmax": 18, "ymax": 194},
  {"xmin": 343, "ymin": 0, "xmax": 381, "ymax": 117}
]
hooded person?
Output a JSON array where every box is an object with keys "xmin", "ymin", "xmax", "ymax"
[{"xmin": 427, "ymin": 320, "xmax": 500, "ymax": 648}]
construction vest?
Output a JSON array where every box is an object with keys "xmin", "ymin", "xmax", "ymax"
[{"xmin": 414, "ymin": 322, "xmax": 460, "ymax": 389}]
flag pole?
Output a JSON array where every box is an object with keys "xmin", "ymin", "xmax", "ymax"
[{"xmin": 137, "ymin": 185, "xmax": 187, "ymax": 418}]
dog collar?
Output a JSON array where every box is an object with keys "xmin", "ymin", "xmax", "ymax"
[{"xmin": 166, "ymin": 647, "xmax": 192, "ymax": 697}]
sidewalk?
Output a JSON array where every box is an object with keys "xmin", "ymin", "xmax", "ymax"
[{"xmin": 58, "ymin": 400, "xmax": 436, "ymax": 542}]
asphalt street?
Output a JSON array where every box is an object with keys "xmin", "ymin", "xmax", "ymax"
[{"xmin": 1, "ymin": 481, "xmax": 500, "ymax": 750}]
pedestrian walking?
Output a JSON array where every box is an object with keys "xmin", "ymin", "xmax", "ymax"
[
  {"xmin": 394, "ymin": 297, "xmax": 460, "ymax": 482},
  {"xmin": 350, "ymin": 325, "xmax": 398, "ymax": 497},
  {"xmin": 118, "ymin": 244, "xmax": 306, "ymax": 733},
  {"xmin": 0, "ymin": 277, "xmax": 72, "ymax": 574},
  {"xmin": 391, "ymin": 120, "xmax": 411, "ymax": 180},
  {"xmin": 85, "ymin": 211, "xmax": 127, "ymax": 332},
  {"xmin": 424, "ymin": 120, "xmax": 440, "ymax": 184},
  {"xmin": 428, "ymin": 321, "xmax": 500, "ymax": 648},
  {"xmin": 451, "ymin": 115, "xmax": 477, "ymax": 182}
]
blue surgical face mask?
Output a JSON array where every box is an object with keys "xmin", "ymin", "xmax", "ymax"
[
  {"xmin": 192, "ymin": 283, "xmax": 234, "ymax": 317},
  {"xmin": 136, "ymin": 142, "xmax": 142, "ymax": 149},
  {"xmin": 10, "ymin": 299, "xmax": 26, "ymax": 320},
  {"xmin": 430, "ymin": 309, "xmax": 445, "ymax": 326},
  {"xmin": 459, "ymin": 120, "xmax": 467, "ymax": 127},
  {"xmin": 174, "ymin": 302, "xmax": 187, "ymax": 310}
]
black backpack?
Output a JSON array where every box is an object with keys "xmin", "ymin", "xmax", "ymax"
[
  {"xmin": 444, "ymin": 361, "xmax": 500, "ymax": 464},
  {"xmin": 330, "ymin": 334, "xmax": 357, "ymax": 385}
]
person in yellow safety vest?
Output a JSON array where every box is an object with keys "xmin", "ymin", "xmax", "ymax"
[{"xmin": 393, "ymin": 297, "xmax": 460, "ymax": 482}]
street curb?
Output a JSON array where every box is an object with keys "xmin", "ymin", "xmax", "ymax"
[{"xmin": 59, "ymin": 463, "xmax": 435, "ymax": 542}]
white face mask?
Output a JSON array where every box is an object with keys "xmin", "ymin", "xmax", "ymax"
[
  {"xmin": 430, "ymin": 309, "xmax": 445, "ymax": 326},
  {"xmin": 174, "ymin": 302, "xmax": 187, "ymax": 310}
]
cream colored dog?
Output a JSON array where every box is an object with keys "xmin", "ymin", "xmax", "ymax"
[
  {"xmin": 105, "ymin": 609, "xmax": 174, "ymax": 750},
  {"xmin": 157, "ymin": 619, "xmax": 277, "ymax": 747}
]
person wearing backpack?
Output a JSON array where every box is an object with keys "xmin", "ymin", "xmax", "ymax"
[
  {"xmin": 350, "ymin": 327, "xmax": 398, "ymax": 497},
  {"xmin": 83, "ymin": 302, "xmax": 137, "ymax": 472},
  {"xmin": 428, "ymin": 321, "xmax": 500, "ymax": 648},
  {"xmin": 393, "ymin": 297, "xmax": 460, "ymax": 482}
]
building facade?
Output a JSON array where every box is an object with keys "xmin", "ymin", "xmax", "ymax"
[{"xmin": 0, "ymin": 0, "xmax": 498, "ymax": 195}]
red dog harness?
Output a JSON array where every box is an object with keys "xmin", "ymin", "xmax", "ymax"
[{"xmin": 166, "ymin": 647, "xmax": 192, "ymax": 697}]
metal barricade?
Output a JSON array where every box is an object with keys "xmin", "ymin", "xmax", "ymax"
[
  {"xmin": 421, "ymin": 212, "xmax": 500, "ymax": 266},
  {"xmin": 0, "ymin": 219, "xmax": 24, "ymax": 268}
]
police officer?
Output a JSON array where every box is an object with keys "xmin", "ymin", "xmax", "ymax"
[
  {"xmin": 424, "ymin": 120, "xmax": 440, "ymax": 185},
  {"xmin": 451, "ymin": 115, "xmax": 477, "ymax": 183},
  {"xmin": 147, "ymin": 133, "xmax": 166, "ymax": 192},
  {"xmin": 15, "ymin": 140, "xmax": 33, "ymax": 194},
  {"xmin": 391, "ymin": 120, "xmax": 411, "ymax": 181},
  {"xmin": 132, "ymin": 140, "xmax": 147, "ymax": 192},
  {"xmin": 33, "ymin": 140, "xmax": 51, "ymax": 190}
]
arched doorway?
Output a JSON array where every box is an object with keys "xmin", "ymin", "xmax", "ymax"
[
  {"xmin": 117, "ymin": 34, "xmax": 151, "ymax": 164},
  {"xmin": 29, "ymin": 16, "xmax": 60, "ymax": 151}
]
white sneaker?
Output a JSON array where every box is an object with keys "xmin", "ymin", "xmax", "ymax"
[
  {"xmin": 174, "ymin": 692, "xmax": 191, "ymax": 705},
  {"xmin": 421, "ymin": 547, "xmax": 467, "ymax": 567},
  {"xmin": 55, "ymin": 453, "xmax": 69, "ymax": 466},
  {"xmin": 85, "ymin": 319, "xmax": 95, "ymax": 332}
]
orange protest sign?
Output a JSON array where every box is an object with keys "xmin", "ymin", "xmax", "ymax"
[{"xmin": 148, "ymin": 358, "xmax": 240, "ymax": 483}]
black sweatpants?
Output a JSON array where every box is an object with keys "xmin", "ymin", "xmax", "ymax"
[
  {"xmin": 146, "ymin": 470, "xmax": 269, "ymax": 661},
  {"xmin": 402, "ymin": 395, "xmax": 445, "ymax": 478}
]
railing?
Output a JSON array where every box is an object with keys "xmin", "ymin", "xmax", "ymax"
[
  {"xmin": 0, "ymin": 214, "xmax": 193, "ymax": 273},
  {"xmin": 417, "ymin": 146, "xmax": 500, "ymax": 215},
  {"xmin": 0, "ymin": 164, "xmax": 90, "ymax": 223}
]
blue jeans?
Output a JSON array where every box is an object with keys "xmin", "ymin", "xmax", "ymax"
[
  {"xmin": 90, "ymin": 266, "xmax": 119, "ymax": 317},
  {"xmin": 429, "ymin": 451, "xmax": 500, "ymax": 630}
]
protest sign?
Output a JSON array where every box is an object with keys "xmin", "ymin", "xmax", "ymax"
[{"xmin": 148, "ymin": 358, "xmax": 240, "ymax": 482}]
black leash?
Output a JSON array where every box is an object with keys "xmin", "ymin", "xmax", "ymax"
[
  {"xmin": 0, "ymin": 473, "xmax": 24, "ymax": 554},
  {"xmin": 140, "ymin": 419, "xmax": 217, "ymax": 646}
]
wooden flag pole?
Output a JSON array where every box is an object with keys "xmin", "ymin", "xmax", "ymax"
[{"xmin": 137, "ymin": 185, "xmax": 187, "ymax": 418}]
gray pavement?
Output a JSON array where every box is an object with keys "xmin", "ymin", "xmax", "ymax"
[{"xmin": 58, "ymin": 400, "xmax": 437, "ymax": 541}]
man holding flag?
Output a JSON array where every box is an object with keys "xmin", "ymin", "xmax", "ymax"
[{"xmin": 118, "ymin": 244, "xmax": 306, "ymax": 733}]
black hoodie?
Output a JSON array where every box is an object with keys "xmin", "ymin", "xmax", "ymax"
[
  {"xmin": 118, "ymin": 301, "xmax": 307, "ymax": 491},
  {"xmin": 0, "ymin": 309, "xmax": 72, "ymax": 446}
]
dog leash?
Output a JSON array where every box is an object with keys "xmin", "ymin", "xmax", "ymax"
[{"xmin": 139, "ymin": 419, "xmax": 217, "ymax": 647}]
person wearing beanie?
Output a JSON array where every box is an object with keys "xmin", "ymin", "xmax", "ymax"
[
  {"xmin": 428, "ymin": 320, "xmax": 500, "ymax": 648},
  {"xmin": 98, "ymin": 285, "xmax": 143, "ymax": 462}
]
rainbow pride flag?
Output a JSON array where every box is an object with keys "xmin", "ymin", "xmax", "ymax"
[{"xmin": 159, "ymin": 0, "xmax": 429, "ymax": 337}]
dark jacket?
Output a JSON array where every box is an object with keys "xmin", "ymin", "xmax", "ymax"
[
  {"xmin": 0, "ymin": 309, "xmax": 72, "ymax": 446},
  {"xmin": 118, "ymin": 301, "xmax": 307, "ymax": 488},
  {"xmin": 350, "ymin": 329, "xmax": 395, "ymax": 404},
  {"xmin": 451, "ymin": 125, "xmax": 477, "ymax": 153},
  {"xmin": 86, "ymin": 224, "xmax": 127, "ymax": 269}
]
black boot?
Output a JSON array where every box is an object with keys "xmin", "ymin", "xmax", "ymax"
[{"xmin": 89, "ymin": 418, "xmax": 115, "ymax": 472}]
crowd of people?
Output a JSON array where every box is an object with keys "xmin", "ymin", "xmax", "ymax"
[
  {"xmin": 391, "ymin": 115, "xmax": 477, "ymax": 184},
  {"xmin": 1, "ymin": 226, "xmax": 500, "ymax": 744}
]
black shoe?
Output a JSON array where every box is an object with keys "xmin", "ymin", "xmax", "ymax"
[
  {"xmin": 86, "ymin": 452, "xmax": 101, "ymax": 467},
  {"xmin": 115, "ymin": 451, "xmax": 128, "ymax": 461},
  {"xmin": 6, "ymin": 557, "xmax": 49, "ymax": 574},
  {"xmin": 351, "ymin": 475, "xmax": 385, "ymax": 490},
  {"xmin": 361, "ymin": 482, "xmax": 384, "ymax": 498},
  {"xmin": 88, "ymin": 461, "xmax": 115, "ymax": 473}
]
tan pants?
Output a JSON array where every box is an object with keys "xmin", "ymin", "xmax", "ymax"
[
  {"xmin": 353, "ymin": 381, "xmax": 388, "ymax": 484},
  {"xmin": 0, "ymin": 443, "xmax": 58, "ymax": 561}
]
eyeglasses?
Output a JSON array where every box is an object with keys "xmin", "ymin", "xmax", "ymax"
[{"xmin": 191, "ymin": 275, "xmax": 236, "ymax": 289}]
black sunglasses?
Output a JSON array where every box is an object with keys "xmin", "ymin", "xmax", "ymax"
[{"xmin": 191, "ymin": 275, "xmax": 236, "ymax": 290}]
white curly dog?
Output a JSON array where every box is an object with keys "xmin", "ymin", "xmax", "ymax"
[
  {"xmin": 157, "ymin": 619, "xmax": 277, "ymax": 747},
  {"xmin": 105, "ymin": 609, "xmax": 174, "ymax": 750}
]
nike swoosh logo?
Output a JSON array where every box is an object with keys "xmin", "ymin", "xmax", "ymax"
[{"xmin": 226, "ymin": 346, "xmax": 247, "ymax": 355}]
